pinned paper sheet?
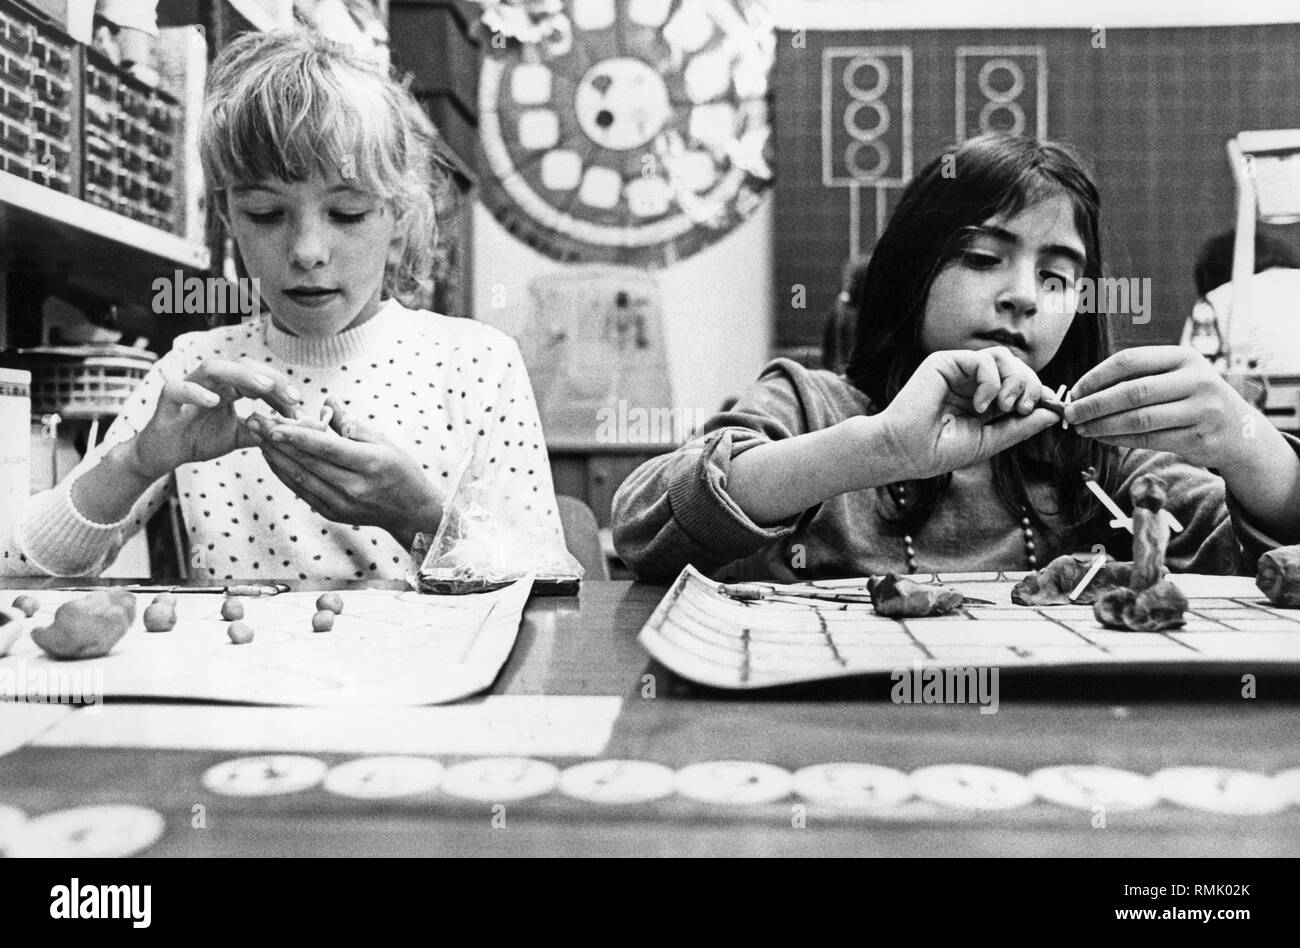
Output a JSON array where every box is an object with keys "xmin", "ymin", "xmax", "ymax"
[{"xmin": 0, "ymin": 581, "xmax": 534, "ymax": 706}]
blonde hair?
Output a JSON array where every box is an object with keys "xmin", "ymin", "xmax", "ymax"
[{"xmin": 200, "ymin": 30, "xmax": 449, "ymax": 304}]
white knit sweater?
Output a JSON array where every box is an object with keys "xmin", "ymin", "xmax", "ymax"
[{"xmin": 2, "ymin": 300, "xmax": 561, "ymax": 580}]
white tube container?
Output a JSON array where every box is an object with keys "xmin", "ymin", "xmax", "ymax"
[{"xmin": 0, "ymin": 368, "xmax": 31, "ymax": 530}]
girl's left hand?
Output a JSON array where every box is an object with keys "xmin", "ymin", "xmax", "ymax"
[
  {"xmin": 246, "ymin": 398, "xmax": 442, "ymax": 549},
  {"xmin": 1065, "ymin": 346, "xmax": 1255, "ymax": 470}
]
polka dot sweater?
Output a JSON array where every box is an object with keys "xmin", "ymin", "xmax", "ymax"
[{"xmin": 4, "ymin": 300, "xmax": 562, "ymax": 579}]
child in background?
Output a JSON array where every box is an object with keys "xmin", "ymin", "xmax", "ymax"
[
  {"xmin": 2, "ymin": 31, "xmax": 560, "ymax": 580},
  {"xmin": 1182, "ymin": 229, "xmax": 1300, "ymax": 373},
  {"xmin": 613, "ymin": 135, "xmax": 1300, "ymax": 582}
]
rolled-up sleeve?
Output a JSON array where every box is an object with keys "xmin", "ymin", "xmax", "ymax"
[
  {"xmin": 611, "ymin": 363, "xmax": 835, "ymax": 581},
  {"xmin": 613, "ymin": 427, "xmax": 800, "ymax": 581},
  {"xmin": 1223, "ymin": 432, "xmax": 1300, "ymax": 570},
  {"xmin": 0, "ymin": 348, "xmax": 177, "ymax": 577}
]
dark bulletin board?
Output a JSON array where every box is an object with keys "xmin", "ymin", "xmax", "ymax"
[{"xmin": 773, "ymin": 25, "xmax": 1300, "ymax": 354}]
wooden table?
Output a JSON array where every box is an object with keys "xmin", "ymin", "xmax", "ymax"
[{"xmin": 1, "ymin": 580, "xmax": 1298, "ymax": 857}]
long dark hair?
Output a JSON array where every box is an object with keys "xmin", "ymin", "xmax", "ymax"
[{"xmin": 843, "ymin": 134, "xmax": 1120, "ymax": 547}]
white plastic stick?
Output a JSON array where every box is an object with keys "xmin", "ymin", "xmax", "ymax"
[
  {"xmin": 1068, "ymin": 552, "xmax": 1107, "ymax": 602},
  {"xmin": 1085, "ymin": 479, "xmax": 1132, "ymax": 533},
  {"xmin": 1053, "ymin": 385, "xmax": 1069, "ymax": 430}
]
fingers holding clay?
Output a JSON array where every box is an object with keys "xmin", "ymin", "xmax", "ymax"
[
  {"xmin": 31, "ymin": 588, "xmax": 136, "ymax": 660},
  {"xmin": 324, "ymin": 397, "xmax": 357, "ymax": 439},
  {"xmin": 189, "ymin": 359, "xmax": 302, "ymax": 419}
]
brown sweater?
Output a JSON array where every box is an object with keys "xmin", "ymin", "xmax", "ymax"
[{"xmin": 612, "ymin": 359, "xmax": 1291, "ymax": 583}]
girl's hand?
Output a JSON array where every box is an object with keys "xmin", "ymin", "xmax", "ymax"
[
  {"xmin": 129, "ymin": 359, "xmax": 303, "ymax": 479},
  {"xmin": 1066, "ymin": 346, "xmax": 1254, "ymax": 470},
  {"xmin": 878, "ymin": 346, "xmax": 1060, "ymax": 480},
  {"xmin": 246, "ymin": 398, "xmax": 442, "ymax": 549}
]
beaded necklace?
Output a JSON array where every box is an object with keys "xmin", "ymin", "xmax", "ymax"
[{"xmin": 894, "ymin": 482, "xmax": 1038, "ymax": 574}]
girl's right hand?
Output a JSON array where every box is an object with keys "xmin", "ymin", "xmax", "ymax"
[
  {"xmin": 127, "ymin": 359, "xmax": 303, "ymax": 479},
  {"xmin": 878, "ymin": 346, "xmax": 1060, "ymax": 480}
]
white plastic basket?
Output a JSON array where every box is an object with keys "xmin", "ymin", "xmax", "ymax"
[{"xmin": 28, "ymin": 354, "xmax": 153, "ymax": 419}]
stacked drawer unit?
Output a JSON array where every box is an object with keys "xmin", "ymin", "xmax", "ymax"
[
  {"xmin": 85, "ymin": 48, "xmax": 183, "ymax": 233},
  {"xmin": 143, "ymin": 86, "xmax": 181, "ymax": 232},
  {"xmin": 0, "ymin": 0, "xmax": 186, "ymax": 234},
  {"xmin": 0, "ymin": 0, "xmax": 73, "ymax": 193}
]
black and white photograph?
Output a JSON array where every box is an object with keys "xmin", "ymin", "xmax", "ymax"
[{"xmin": 0, "ymin": 0, "xmax": 1297, "ymax": 890}]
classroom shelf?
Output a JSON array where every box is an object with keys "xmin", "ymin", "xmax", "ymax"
[{"xmin": 0, "ymin": 168, "xmax": 210, "ymax": 307}]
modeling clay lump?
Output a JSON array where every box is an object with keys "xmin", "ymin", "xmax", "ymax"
[
  {"xmin": 30, "ymin": 588, "xmax": 137, "ymax": 660},
  {"xmin": 869, "ymin": 574, "xmax": 963, "ymax": 617},
  {"xmin": 1011, "ymin": 554, "xmax": 1138, "ymax": 605},
  {"xmin": 1256, "ymin": 545, "xmax": 1300, "ymax": 608}
]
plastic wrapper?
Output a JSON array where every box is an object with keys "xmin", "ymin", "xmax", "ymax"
[{"xmin": 407, "ymin": 452, "xmax": 582, "ymax": 595}]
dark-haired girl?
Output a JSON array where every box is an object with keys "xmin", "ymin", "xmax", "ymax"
[{"xmin": 612, "ymin": 135, "xmax": 1300, "ymax": 582}]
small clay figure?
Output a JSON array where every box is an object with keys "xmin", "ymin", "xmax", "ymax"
[
  {"xmin": 1130, "ymin": 474, "xmax": 1170, "ymax": 592},
  {"xmin": 1091, "ymin": 475, "xmax": 1187, "ymax": 632}
]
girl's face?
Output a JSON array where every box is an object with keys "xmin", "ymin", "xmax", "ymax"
[
  {"xmin": 919, "ymin": 191, "xmax": 1087, "ymax": 372},
  {"xmin": 226, "ymin": 173, "xmax": 398, "ymax": 337}
]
